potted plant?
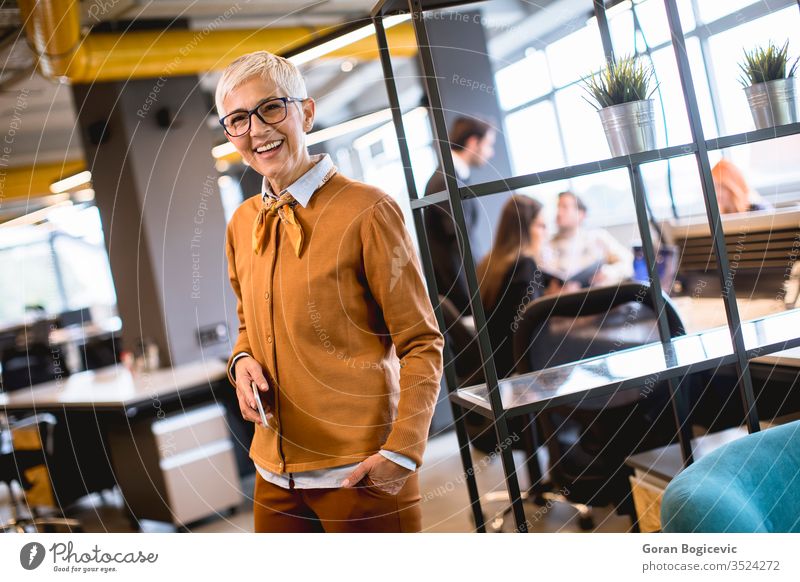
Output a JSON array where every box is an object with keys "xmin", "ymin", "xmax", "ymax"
[
  {"xmin": 739, "ymin": 40, "xmax": 798, "ymax": 129},
  {"xmin": 583, "ymin": 55, "xmax": 658, "ymax": 157}
]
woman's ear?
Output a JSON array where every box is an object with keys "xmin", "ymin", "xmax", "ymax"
[{"xmin": 302, "ymin": 97, "xmax": 316, "ymax": 133}]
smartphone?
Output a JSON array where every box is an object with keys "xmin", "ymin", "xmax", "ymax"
[{"xmin": 251, "ymin": 381, "xmax": 269, "ymax": 427}]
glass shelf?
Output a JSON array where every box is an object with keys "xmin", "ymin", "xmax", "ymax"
[
  {"xmin": 705, "ymin": 122, "xmax": 800, "ymax": 151},
  {"xmin": 453, "ymin": 143, "xmax": 697, "ymax": 201},
  {"xmin": 450, "ymin": 308, "xmax": 800, "ymax": 419},
  {"xmin": 409, "ymin": 123, "xmax": 800, "ymax": 211}
]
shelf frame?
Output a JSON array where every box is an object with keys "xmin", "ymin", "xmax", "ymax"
[{"xmin": 372, "ymin": 0, "xmax": 800, "ymax": 533}]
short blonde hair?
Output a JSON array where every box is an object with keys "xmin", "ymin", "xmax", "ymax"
[{"xmin": 215, "ymin": 51, "xmax": 307, "ymax": 117}]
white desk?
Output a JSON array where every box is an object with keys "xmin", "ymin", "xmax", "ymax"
[
  {"xmin": 0, "ymin": 358, "xmax": 240, "ymax": 528},
  {"xmin": 671, "ymin": 296, "xmax": 786, "ymax": 334},
  {"xmin": 0, "ymin": 359, "xmax": 227, "ymax": 412},
  {"xmin": 751, "ymin": 346, "xmax": 800, "ymax": 368}
]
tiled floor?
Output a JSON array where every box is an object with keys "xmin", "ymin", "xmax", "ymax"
[{"xmin": 1, "ymin": 430, "xmax": 631, "ymax": 533}]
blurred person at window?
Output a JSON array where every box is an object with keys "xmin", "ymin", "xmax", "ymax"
[
  {"xmin": 711, "ymin": 159, "xmax": 773, "ymax": 214},
  {"xmin": 542, "ymin": 191, "xmax": 633, "ymax": 292},
  {"xmin": 476, "ymin": 195, "xmax": 548, "ymax": 378},
  {"xmin": 424, "ymin": 116, "xmax": 496, "ymax": 314}
]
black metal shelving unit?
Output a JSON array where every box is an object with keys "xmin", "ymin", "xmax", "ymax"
[{"xmin": 371, "ymin": 0, "xmax": 800, "ymax": 532}]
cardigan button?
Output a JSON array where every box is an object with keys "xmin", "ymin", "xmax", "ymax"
[
  {"xmin": 266, "ymin": 335, "xmax": 273, "ymax": 344},
  {"xmin": 264, "ymin": 291, "xmax": 270, "ymax": 300}
]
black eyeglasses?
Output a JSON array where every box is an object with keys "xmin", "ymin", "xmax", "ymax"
[{"xmin": 219, "ymin": 96, "xmax": 305, "ymax": 137}]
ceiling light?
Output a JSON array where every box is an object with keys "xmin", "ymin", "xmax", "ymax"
[
  {"xmin": 288, "ymin": 14, "xmax": 411, "ymax": 67},
  {"xmin": 306, "ymin": 109, "xmax": 394, "ymax": 147},
  {"xmin": 50, "ymin": 170, "xmax": 92, "ymax": 193},
  {"xmin": 212, "ymin": 142, "xmax": 237, "ymax": 159},
  {"xmin": 0, "ymin": 200, "xmax": 73, "ymax": 229}
]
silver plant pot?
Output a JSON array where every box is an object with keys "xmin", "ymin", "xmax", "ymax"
[
  {"xmin": 744, "ymin": 77, "xmax": 799, "ymax": 130},
  {"xmin": 597, "ymin": 99, "xmax": 657, "ymax": 158}
]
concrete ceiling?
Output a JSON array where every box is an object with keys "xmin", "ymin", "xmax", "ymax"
[{"xmin": 0, "ymin": 0, "xmax": 580, "ymax": 206}]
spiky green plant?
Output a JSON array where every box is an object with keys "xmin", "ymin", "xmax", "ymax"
[
  {"xmin": 739, "ymin": 40, "xmax": 798, "ymax": 87},
  {"xmin": 582, "ymin": 55, "xmax": 656, "ymax": 110}
]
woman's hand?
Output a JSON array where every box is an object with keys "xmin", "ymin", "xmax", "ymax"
[
  {"xmin": 234, "ymin": 356, "xmax": 271, "ymax": 425},
  {"xmin": 342, "ymin": 453, "xmax": 413, "ymax": 495}
]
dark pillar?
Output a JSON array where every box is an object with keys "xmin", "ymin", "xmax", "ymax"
[
  {"xmin": 426, "ymin": 9, "xmax": 513, "ymax": 257},
  {"xmin": 424, "ymin": 11, "xmax": 513, "ymax": 433},
  {"xmin": 72, "ymin": 75, "xmax": 236, "ymax": 367}
]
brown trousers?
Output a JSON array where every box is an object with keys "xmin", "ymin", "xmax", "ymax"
[{"xmin": 253, "ymin": 471, "xmax": 422, "ymax": 532}]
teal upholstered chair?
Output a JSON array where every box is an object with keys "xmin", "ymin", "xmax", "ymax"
[{"xmin": 661, "ymin": 420, "xmax": 800, "ymax": 532}]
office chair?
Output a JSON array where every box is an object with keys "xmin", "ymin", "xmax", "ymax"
[
  {"xmin": 1, "ymin": 342, "xmax": 69, "ymax": 392},
  {"xmin": 80, "ymin": 335, "xmax": 120, "ymax": 371},
  {"xmin": 512, "ymin": 282, "xmax": 686, "ymax": 530},
  {"xmin": 662, "ymin": 420, "xmax": 800, "ymax": 532},
  {"xmin": 0, "ymin": 414, "xmax": 83, "ymax": 532},
  {"xmin": 437, "ymin": 295, "xmax": 493, "ymax": 452},
  {"xmin": 438, "ymin": 296, "xmax": 547, "ymax": 530}
]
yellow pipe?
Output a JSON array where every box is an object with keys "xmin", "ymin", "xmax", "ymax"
[
  {"xmin": 18, "ymin": 0, "xmax": 82, "ymax": 79},
  {"xmin": 0, "ymin": 160, "xmax": 86, "ymax": 200},
  {"xmin": 18, "ymin": 0, "xmax": 417, "ymax": 83}
]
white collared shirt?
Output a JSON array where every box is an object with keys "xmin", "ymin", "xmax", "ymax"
[
  {"xmin": 230, "ymin": 153, "xmax": 416, "ymax": 489},
  {"xmin": 451, "ymin": 152, "xmax": 471, "ymax": 183}
]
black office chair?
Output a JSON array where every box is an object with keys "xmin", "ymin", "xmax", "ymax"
[
  {"xmin": 439, "ymin": 296, "xmax": 548, "ymax": 530},
  {"xmin": 512, "ymin": 282, "xmax": 686, "ymax": 529},
  {"xmin": 1, "ymin": 342, "xmax": 69, "ymax": 392},
  {"xmin": 437, "ymin": 296, "xmax": 493, "ymax": 452},
  {"xmin": 0, "ymin": 414, "xmax": 83, "ymax": 532},
  {"xmin": 80, "ymin": 335, "xmax": 120, "ymax": 371}
]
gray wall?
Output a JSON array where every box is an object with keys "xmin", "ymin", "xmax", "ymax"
[
  {"xmin": 73, "ymin": 75, "xmax": 237, "ymax": 367},
  {"xmin": 426, "ymin": 10, "xmax": 512, "ymax": 260}
]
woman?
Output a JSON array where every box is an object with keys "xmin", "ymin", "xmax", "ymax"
[
  {"xmin": 218, "ymin": 51, "xmax": 443, "ymax": 532},
  {"xmin": 711, "ymin": 159, "xmax": 773, "ymax": 214},
  {"xmin": 476, "ymin": 195, "xmax": 548, "ymax": 378}
]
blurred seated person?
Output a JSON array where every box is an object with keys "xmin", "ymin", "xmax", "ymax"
[
  {"xmin": 476, "ymin": 195, "xmax": 547, "ymax": 378},
  {"xmin": 711, "ymin": 159, "xmax": 773, "ymax": 214},
  {"xmin": 541, "ymin": 191, "xmax": 633, "ymax": 292},
  {"xmin": 424, "ymin": 116, "xmax": 496, "ymax": 314}
]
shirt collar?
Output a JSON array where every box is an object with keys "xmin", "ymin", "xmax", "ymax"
[
  {"xmin": 261, "ymin": 153, "xmax": 334, "ymax": 208},
  {"xmin": 451, "ymin": 153, "xmax": 470, "ymax": 182}
]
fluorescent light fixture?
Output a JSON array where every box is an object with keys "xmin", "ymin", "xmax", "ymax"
[
  {"xmin": 288, "ymin": 25, "xmax": 376, "ymax": 67},
  {"xmin": 0, "ymin": 200, "xmax": 73, "ymax": 229},
  {"xmin": 306, "ymin": 109, "xmax": 394, "ymax": 147},
  {"xmin": 287, "ymin": 14, "xmax": 411, "ymax": 67},
  {"xmin": 353, "ymin": 106, "xmax": 426, "ymax": 150},
  {"xmin": 50, "ymin": 170, "xmax": 92, "ymax": 193},
  {"xmin": 212, "ymin": 142, "xmax": 236, "ymax": 159},
  {"xmin": 72, "ymin": 188, "xmax": 95, "ymax": 203}
]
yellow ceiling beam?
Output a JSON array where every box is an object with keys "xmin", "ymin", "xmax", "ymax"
[
  {"xmin": 18, "ymin": 0, "xmax": 417, "ymax": 83},
  {"xmin": 0, "ymin": 160, "xmax": 86, "ymax": 200}
]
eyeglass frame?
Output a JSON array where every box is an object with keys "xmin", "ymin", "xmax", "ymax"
[{"xmin": 218, "ymin": 96, "xmax": 306, "ymax": 137}]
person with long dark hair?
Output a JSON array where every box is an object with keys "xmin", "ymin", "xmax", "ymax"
[{"xmin": 476, "ymin": 195, "xmax": 548, "ymax": 378}]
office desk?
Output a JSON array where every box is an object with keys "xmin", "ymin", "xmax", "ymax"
[
  {"xmin": 671, "ymin": 296, "xmax": 785, "ymax": 333},
  {"xmin": 751, "ymin": 346, "xmax": 800, "ymax": 367},
  {"xmin": 1, "ymin": 359, "xmax": 244, "ymax": 528},
  {"xmin": 0, "ymin": 358, "xmax": 226, "ymax": 414}
]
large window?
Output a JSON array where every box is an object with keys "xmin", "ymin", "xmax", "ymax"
[
  {"xmin": 0, "ymin": 205, "xmax": 117, "ymax": 326},
  {"xmin": 494, "ymin": 0, "xmax": 800, "ymax": 225}
]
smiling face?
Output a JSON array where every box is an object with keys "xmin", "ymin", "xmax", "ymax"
[
  {"xmin": 556, "ymin": 193, "xmax": 584, "ymax": 231},
  {"xmin": 528, "ymin": 212, "xmax": 548, "ymax": 252},
  {"xmin": 222, "ymin": 75, "xmax": 316, "ymax": 192}
]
